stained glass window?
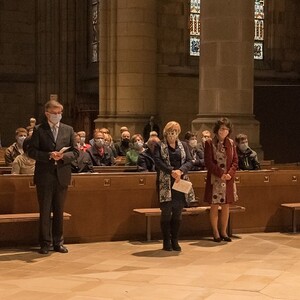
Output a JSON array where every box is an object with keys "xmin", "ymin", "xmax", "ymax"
[
  {"xmin": 254, "ymin": 0, "xmax": 265, "ymax": 60},
  {"xmin": 189, "ymin": 0, "xmax": 265, "ymax": 60},
  {"xmin": 89, "ymin": 0, "xmax": 99, "ymax": 63},
  {"xmin": 189, "ymin": 0, "xmax": 201, "ymax": 56}
]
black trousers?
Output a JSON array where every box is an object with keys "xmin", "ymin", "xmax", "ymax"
[
  {"xmin": 160, "ymin": 190, "xmax": 185, "ymax": 222},
  {"xmin": 36, "ymin": 172, "xmax": 67, "ymax": 247}
]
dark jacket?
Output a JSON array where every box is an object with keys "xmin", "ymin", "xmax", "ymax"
[
  {"xmin": 87, "ymin": 144, "xmax": 114, "ymax": 166},
  {"xmin": 237, "ymin": 147, "xmax": 260, "ymax": 170},
  {"xmin": 137, "ymin": 148, "xmax": 156, "ymax": 172},
  {"xmin": 71, "ymin": 150, "xmax": 94, "ymax": 173},
  {"xmin": 28, "ymin": 121, "xmax": 79, "ymax": 187}
]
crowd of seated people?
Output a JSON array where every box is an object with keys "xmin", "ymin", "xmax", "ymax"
[{"xmin": 1, "ymin": 115, "xmax": 261, "ymax": 174}]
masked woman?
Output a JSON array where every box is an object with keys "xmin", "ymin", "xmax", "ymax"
[
  {"xmin": 204, "ymin": 117, "xmax": 238, "ymax": 242},
  {"xmin": 153, "ymin": 121, "xmax": 194, "ymax": 251}
]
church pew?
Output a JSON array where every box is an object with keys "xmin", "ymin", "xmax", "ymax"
[{"xmin": 0, "ymin": 170, "xmax": 300, "ymax": 245}]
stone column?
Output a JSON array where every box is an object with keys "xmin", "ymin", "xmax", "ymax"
[
  {"xmin": 95, "ymin": 0, "xmax": 157, "ymax": 137},
  {"xmin": 192, "ymin": 0, "xmax": 262, "ymax": 156}
]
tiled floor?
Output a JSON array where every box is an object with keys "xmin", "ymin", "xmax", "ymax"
[{"xmin": 0, "ymin": 232, "xmax": 299, "ymax": 299}]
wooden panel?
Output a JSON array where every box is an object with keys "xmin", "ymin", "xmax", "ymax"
[{"xmin": 0, "ymin": 170, "xmax": 300, "ymax": 244}]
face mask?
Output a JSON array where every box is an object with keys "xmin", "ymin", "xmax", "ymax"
[
  {"xmin": 80, "ymin": 137, "xmax": 86, "ymax": 143},
  {"xmin": 134, "ymin": 141, "xmax": 144, "ymax": 150},
  {"xmin": 122, "ymin": 138, "xmax": 130, "ymax": 145},
  {"xmin": 189, "ymin": 140, "xmax": 198, "ymax": 148},
  {"xmin": 166, "ymin": 131, "xmax": 179, "ymax": 142},
  {"xmin": 95, "ymin": 138, "xmax": 105, "ymax": 148},
  {"xmin": 239, "ymin": 143, "xmax": 248, "ymax": 152},
  {"xmin": 49, "ymin": 113, "xmax": 62, "ymax": 124},
  {"xmin": 17, "ymin": 136, "xmax": 26, "ymax": 145}
]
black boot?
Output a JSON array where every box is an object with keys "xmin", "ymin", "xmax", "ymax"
[
  {"xmin": 171, "ymin": 219, "xmax": 182, "ymax": 251},
  {"xmin": 161, "ymin": 221, "xmax": 172, "ymax": 251}
]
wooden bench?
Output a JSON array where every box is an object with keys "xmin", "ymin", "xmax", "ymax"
[
  {"xmin": 133, "ymin": 205, "xmax": 246, "ymax": 241},
  {"xmin": 281, "ymin": 203, "xmax": 300, "ymax": 233},
  {"xmin": 0, "ymin": 212, "xmax": 71, "ymax": 223}
]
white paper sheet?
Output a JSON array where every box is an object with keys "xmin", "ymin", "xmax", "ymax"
[
  {"xmin": 172, "ymin": 179, "xmax": 192, "ymax": 194},
  {"xmin": 59, "ymin": 146, "xmax": 71, "ymax": 153}
]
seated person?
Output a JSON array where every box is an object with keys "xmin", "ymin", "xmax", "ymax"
[
  {"xmin": 87, "ymin": 131, "xmax": 114, "ymax": 166},
  {"xmin": 184, "ymin": 131, "xmax": 205, "ymax": 171},
  {"xmin": 104, "ymin": 132, "xmax": 117, "ymax": 157},
  {"xmin": 5, "ymin": 127, "xmax": 28, "ymax": 165},
  {"xmin": 71, "ymin": 133, "xmax": 94, "ymax": 173},
  {"xmin": 11, "ymin": 137, "xmax": 35, "ymax": 174},
  {"xmin": 77, "ymin": 131, "xmax": 91, "ymax": 152},
  {"xmin": 137, "ymin": 136, "xmax": 160, "ymax": 172},
  {"xmin": 198, "ymin": 129, "xmax": 211, "ymax": 152},
  {"xmin": 235, "ymin": 133, "xmax": 260, "ymax": 170},
  {"xmin": 126, "ymin": 134, "xmax": 145, "ymax": 166},
  {"xmin": 114, "ymin": 130, "xmax": 131, "ymax": 165}
]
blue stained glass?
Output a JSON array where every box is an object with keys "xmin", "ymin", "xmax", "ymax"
[
  {"xmin": 190, "ymin": 37, "xmax": 200, "ymax": 56},
  {"xmin": 254, "ymin": 42, "xmax": 263, "ymax": 60}
]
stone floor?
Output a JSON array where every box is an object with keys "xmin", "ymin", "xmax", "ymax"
[{"xmin": 0, "ymin": 232, "xmax": 299, "ymax": 299}]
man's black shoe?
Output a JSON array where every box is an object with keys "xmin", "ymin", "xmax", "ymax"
[
  {"xmin": 39, "ymin": 246, "xmax": 49, "ymax": 254},
  {"xmin": 53, "ymin": 245, "xmax": 68, "ymax": 253}
]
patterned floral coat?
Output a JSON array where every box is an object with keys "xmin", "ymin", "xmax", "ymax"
[
  {"xmin": 153, "ymin": 140, "xmax": 195, "ymax": 204},
  {"xmin": 204, "ymin": 136, "xmax": 238, "ymax": 204}
]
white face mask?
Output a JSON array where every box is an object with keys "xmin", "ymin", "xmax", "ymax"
[
  {"xmin": 134, "ymin": 141, "xmax": 144, "ymax": 150},
  {"xmin": 95, "ymin": 138, "xmax": 105, "ymax": 148},
  {"xmin": 239, "ymin": 143, "xmax": 248, "ymax": 152},
  {"xmin": 189, "ymin": 140, "xmax": 198, "ymax": 148},
  {"xmin": 17, "ymin": 136, "xmax": 27, "ymax": 146},
  {"xmin": 49, "ymin": 113, "xmax": 62, "ymax": 124}
]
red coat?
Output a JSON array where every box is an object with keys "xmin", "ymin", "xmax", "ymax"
[{"xmin": 204, "ymin": 137, "xmax": 238, "ymax": 204}]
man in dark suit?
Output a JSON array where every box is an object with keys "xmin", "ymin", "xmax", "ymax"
[{"xmin": 28, "ymin": 100, "xmax": 79, "ymax": 254}]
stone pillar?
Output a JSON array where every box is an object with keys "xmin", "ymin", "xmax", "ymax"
[
  {"xmin": 192, "ymin": 0, "xmax": 262, "ymax": 156},
  {"xmin": 95, "ymin": 0, "xmax": 157, "ymax": 137}
]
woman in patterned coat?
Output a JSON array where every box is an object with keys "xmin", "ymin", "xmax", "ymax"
[
  {"xmin": 153, "ymin": 121, "xmax": 194, "ymax": 251},
  {"xmin": 204, "ymin": 117, "xmax": 238, "ymax": 242}
]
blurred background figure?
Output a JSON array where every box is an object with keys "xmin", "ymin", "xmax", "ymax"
[
  {"xmin": 77, "ymin": 131, "xmax": 91, "ymax": 152},
  {"xmin": 235, "ymin": 133, "xmax": 260, "ymax": 170},
  {"xmin": 143, "ymin": 116, "xmax": 160, "ymax": 142},
  {"xmin": 184, "ymin": 131, "xmax": 205, "ymax": 171},
  {"xmin": 126, "ymin": 134, "xmax": 145, "ymax": 166},
  {"xmin": 71, "ymin": 133, "xmax": 94, "ymax": 173},
  {"xmin": 11, "ymin": 137, "xmax": 35, "ymax": 174},
  {"xmin": 5, "ymin": 127, "xmax": 28, "ymax": 165}
]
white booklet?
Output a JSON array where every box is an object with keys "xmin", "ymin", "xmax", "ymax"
[
  {"xmin": 59, "ymin": 146, "xmax": 71, "ymax": 153},
  {"xmin": 172, "ymin": 179, "xmax": 192, "ymax": 194}
]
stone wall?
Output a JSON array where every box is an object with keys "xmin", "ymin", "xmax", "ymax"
[{"xmin": 0, "ymin": 0, "xmax": 36, "ymax": 146}]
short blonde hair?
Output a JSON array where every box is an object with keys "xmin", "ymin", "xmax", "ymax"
[{"xmin": 163, "ymin": 121, "xmax": 181, "ymax": 137}]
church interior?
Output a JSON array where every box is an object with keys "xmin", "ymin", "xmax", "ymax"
[{"xmin": 0, "ymin": 0, "xmax": 300, "ymax": 299}]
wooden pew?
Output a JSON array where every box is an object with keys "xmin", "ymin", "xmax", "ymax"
[
  {"xmin": 133, "ymin": 205, "xmax": 246, "ymax": 241},
  {"xmin": 0, "ymin": 212, "xmax": 71, "ymax": 223},
  {"xmin": 281, "ymin": 202, "xmax": 300, "ymax": 233}
]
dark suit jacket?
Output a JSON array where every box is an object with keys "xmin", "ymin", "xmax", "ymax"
[{"xmin": 28, "ymin": 121, "xmax": 79, "ymax": 187}]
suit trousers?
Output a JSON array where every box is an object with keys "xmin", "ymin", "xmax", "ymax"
[{"xmin": 36, "ymin": 170, "xmax": 67, "ymax": 247}]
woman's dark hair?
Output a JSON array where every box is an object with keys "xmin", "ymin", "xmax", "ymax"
[
  {"xmin": 184, "ymin": 131, "xmax": 196, "ymax": 141},
  {"xmin": 213, "ymin": 117, "xmax": 233, "ymax": 135}
]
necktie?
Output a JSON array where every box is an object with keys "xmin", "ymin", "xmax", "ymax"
[{"xmin": 52, "ymin": 126, "xmax": 58, "ymax": 141}]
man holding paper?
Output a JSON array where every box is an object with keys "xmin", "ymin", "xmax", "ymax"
[
  {"xmin": 153, "ymin": 121, "xmax": 194, "ymax": 252},
  {"xmin": 28, "ymin": 100, "xmax": 79, "ymax": 254}
]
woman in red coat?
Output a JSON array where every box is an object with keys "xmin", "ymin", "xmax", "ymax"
[{"xmin": 204, "ymin": 117, "xmax": 238, "ymax": 242}]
